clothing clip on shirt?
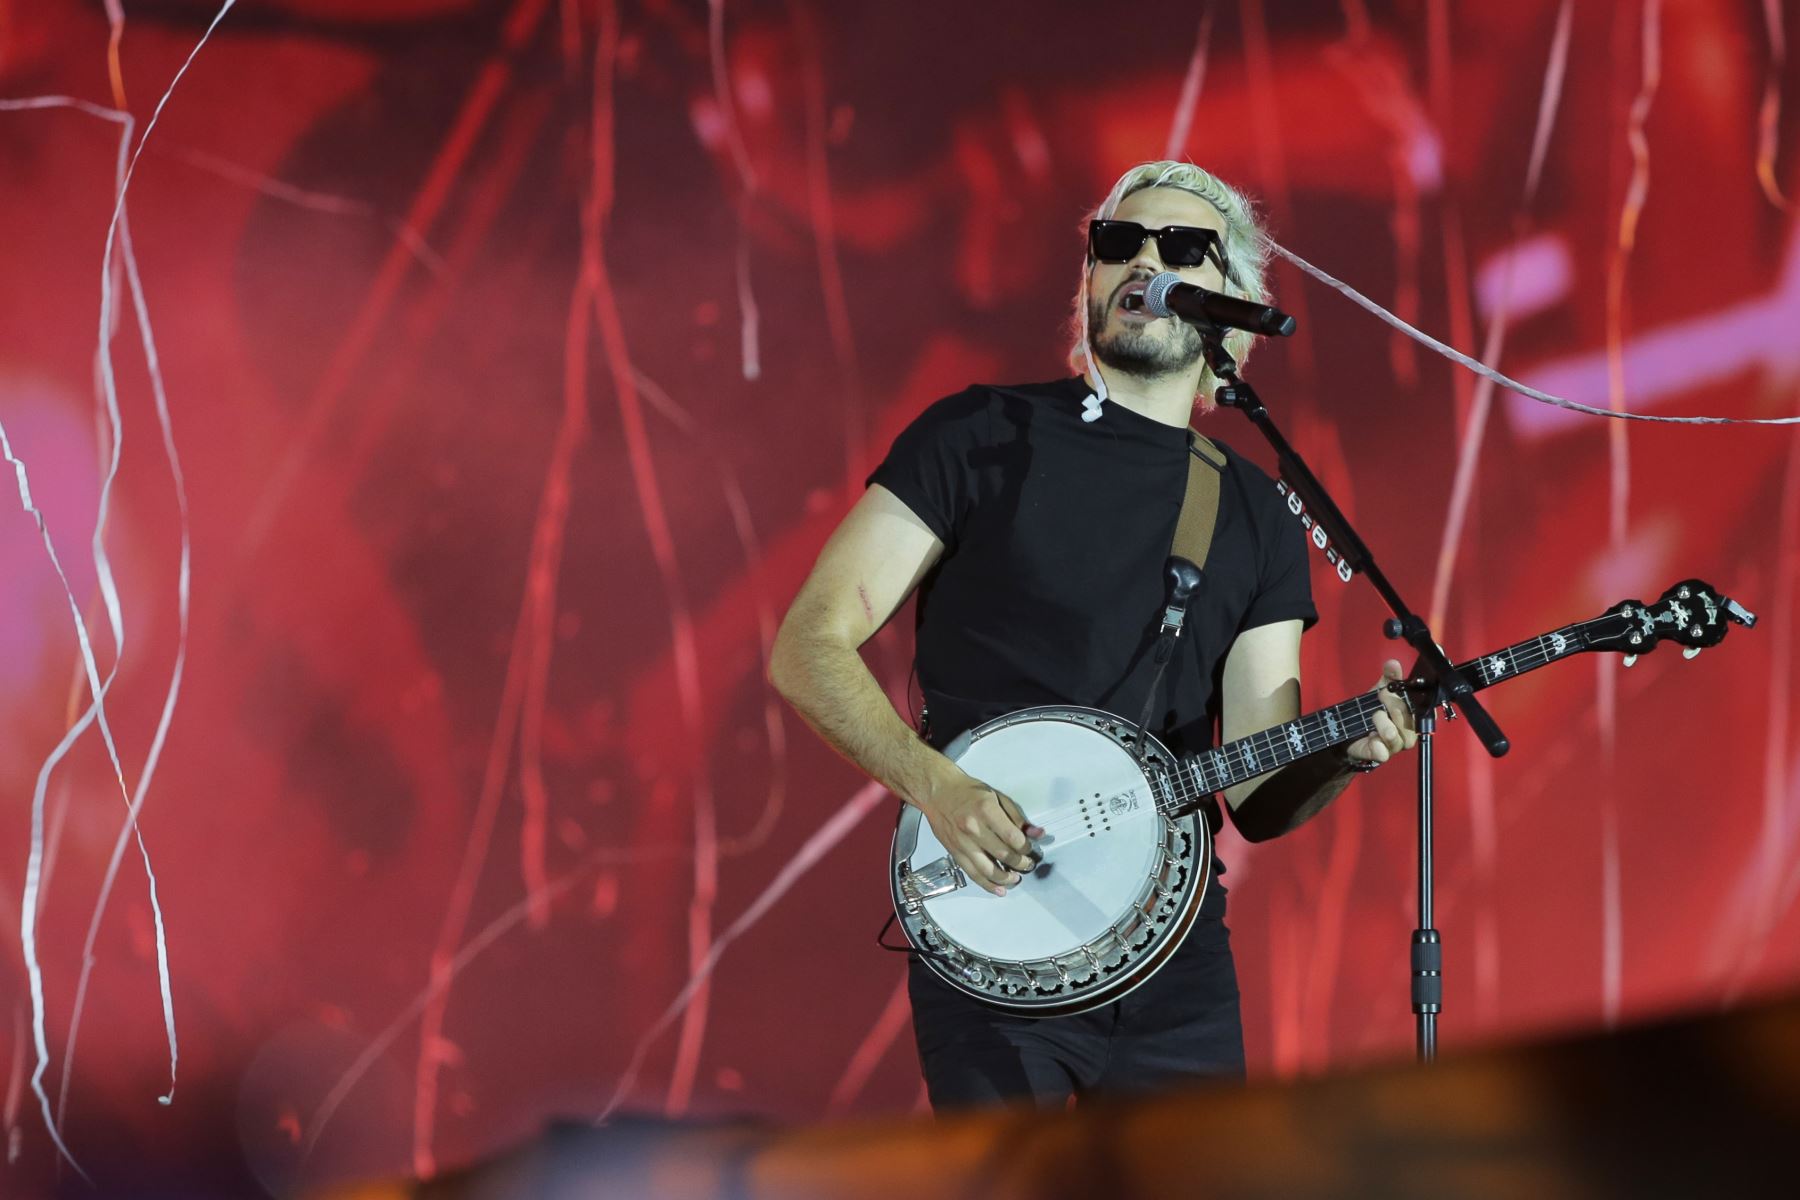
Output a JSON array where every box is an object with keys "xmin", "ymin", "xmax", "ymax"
[{"xmin": 1081, "ymin": 393, "xmax": 1104, "ymax": 422}]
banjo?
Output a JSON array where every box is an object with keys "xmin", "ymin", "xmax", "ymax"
[{"xmin": 890, "ymin": 579, "xmax": 1754, "ymax": 1016}]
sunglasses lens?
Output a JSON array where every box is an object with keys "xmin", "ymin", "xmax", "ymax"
[
  {"xmin": 1089, "ymin": 221, "xmax": 1147, "ymax": 261},
  {"xmin": 1157, "ymin": 229, "xmax": 1215, "ymax": 267}
]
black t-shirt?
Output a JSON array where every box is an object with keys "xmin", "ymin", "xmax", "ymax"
[{"xmin": 870, "ymin": 376, "xmax": 1318, "ymax": 763}]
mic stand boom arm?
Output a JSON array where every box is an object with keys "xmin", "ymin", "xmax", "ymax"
[
  {"xmin": 1199, "ymin": 332, "xmax": 1508, "ymax": 758},
  {"xmin": 1198, "ymin": 326, "xmax": 1507, "ymax": 1065}
]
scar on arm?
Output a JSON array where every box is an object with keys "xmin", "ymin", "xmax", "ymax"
[{"xmin": 856, "ymin": 583, "xmax": 875, "ymax": 623}]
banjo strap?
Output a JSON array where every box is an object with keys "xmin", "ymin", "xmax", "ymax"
[
  {"xmin": 1130, "ymin": 434, "xmax": 1225, "ymax": 753},
  {"xmin": 1174, "ymin": 433, "xmax": 1225, "ymax": 567}
]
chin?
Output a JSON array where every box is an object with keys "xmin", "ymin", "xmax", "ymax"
[{"xmin": 1096, "ymin": 336, "xmax": 1195, "ymax": 378}]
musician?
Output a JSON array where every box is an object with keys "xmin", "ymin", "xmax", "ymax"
[{"xmin": 769, "ymin": 160, "xmax": 1418, "ymax": 1109}]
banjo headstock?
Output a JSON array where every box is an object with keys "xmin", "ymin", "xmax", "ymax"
[{"xmin": 1580, "ymin": 579, "xmax": 1755, "ymax": 663}]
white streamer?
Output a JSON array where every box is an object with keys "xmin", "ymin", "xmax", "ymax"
[
  {"xmin": 1, "ymin": 426, "xmax": 107, "ymax": 1182},
  {"xmin": 59, "ymin": 200, "xmax": 194, "ymax": 1130},
  {"xmin": 1265, "ymin": 238, "xmax": 1800, "ymax": 426},
  {"xmin": 1, "ymin": 0, "xmax": 236, "ymax": 1166}
]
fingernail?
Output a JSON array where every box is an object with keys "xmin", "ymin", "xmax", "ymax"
[{"xmin": 995, "ymin": 887, "xmax": 1007, "ymax": 897}]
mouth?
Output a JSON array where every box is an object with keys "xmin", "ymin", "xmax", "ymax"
[{"xmin": 1115, "ymin": 279, "xmax": 1153, "ymax": 317}]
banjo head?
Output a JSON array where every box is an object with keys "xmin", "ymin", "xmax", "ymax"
[{"xmin": 891, "ymin": 706, "xmax": 1209, "ymax": 1016}]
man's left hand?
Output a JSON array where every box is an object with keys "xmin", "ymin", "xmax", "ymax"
[{"xmin": 1345, "ymin": 659, "xmax": 1418, "ymax": 766}]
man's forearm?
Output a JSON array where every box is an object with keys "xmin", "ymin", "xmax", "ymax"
[
  {"xmin": 768, "ymin": 631, "xmax": 956, "ymax": 809},
  {"xmin": 1228, "ymin": 749, "xmax": 1359, "ymax": 842}
]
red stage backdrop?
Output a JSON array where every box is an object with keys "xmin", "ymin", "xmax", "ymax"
[{"xmin": 2, "ymin": 1, "xmax": 1797, "ymax": 1195}]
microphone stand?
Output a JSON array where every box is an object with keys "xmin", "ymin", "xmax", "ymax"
[{"xmin": 1198, "ymin": 327, "xmax": 1509, "ymax": 1064}]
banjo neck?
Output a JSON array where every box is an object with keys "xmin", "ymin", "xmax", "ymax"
[{"xmin": 1163, "ymin": 620, "xmax": 1594, "ymax": 808}]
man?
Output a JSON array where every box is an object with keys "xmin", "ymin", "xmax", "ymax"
[{"xmin": 768, "ymin": 160, "xmax": 1417, "ymax": 1109}]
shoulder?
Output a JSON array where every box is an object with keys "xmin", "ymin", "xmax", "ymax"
[
  {"xmin": 935, "ymin": 377, "xmax": 1076, "ymax": 417},
  {"xmin": 1210, "ymin": 438, "xmax": 1287, "ymax": 511},
  {"xmin": 916, "ymin": 383, "xmax": 994, "ymax": 422},
  {"xmin": 897, "ymin": 378, "xmax": 1079, "ymax": 440},
  {"xmin": 1209, "ymin": 437, "xmax": 1306, "ymax": 554}
]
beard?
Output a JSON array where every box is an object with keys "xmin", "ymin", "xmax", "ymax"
[{"xmin": 1087, "ymin": 283, "xmax": 1206, "ymax": 380}]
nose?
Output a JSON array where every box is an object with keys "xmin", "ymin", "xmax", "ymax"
[{"xmin": 1127, "ymin": 230, "xmax": 1164, "ymax": 275}]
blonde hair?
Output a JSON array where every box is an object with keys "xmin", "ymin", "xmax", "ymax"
[{"xmin": 1067, "ymin": 161, "xmax": 1274, "ymax": 410}]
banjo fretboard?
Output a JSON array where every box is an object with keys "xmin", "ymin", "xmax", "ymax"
[{"xmin": 1163, "ymin": 623, "xmax": 1589, "ymax": 807}]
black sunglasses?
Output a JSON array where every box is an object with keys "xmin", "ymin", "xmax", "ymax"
[{"xmin": 1088, "ymin": 219, "xmax": 1231, "ymax": 279}]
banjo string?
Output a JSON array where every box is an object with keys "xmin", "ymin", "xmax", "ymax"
[{"xmin": 994, "ymin": 691, "xmax": 1389, "ymax": 841}]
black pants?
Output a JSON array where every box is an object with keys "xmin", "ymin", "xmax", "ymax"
[{"xmin": 907, "ymin": 919, "xmax": 1245, "ymax": 1111}]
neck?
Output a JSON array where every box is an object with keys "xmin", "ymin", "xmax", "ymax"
[{"xmin": 1084, "ymin": 362, "xmax": 1203, "ymax": 429}]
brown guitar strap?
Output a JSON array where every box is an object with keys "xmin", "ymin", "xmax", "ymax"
[
  {"xmin": 1173, "ymin": 433, "xmax": 1225, "ymax": 569},
  {"xmin": 1126, "ymin": 433, "xmax": 1225, "ymax": 757}
]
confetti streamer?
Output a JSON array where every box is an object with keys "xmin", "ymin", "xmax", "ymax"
[
  {"xmin": 242, "ymin": 0, "xmax": 555, "ymax": 546},
  {"xmin": 1427, "ymin": 0, "xmax": 1572, "ymax": 631},
  {"xmin": 409, "ymin": 512, "xmax": 537, "ymax": 1180},
  {"xmin": 788, "ymin": 0, "xmax": 864, "ymax": 493},
  {"xmin": 582, "ymin": 1, "xmax": 715, "ymax": 1115},
  {"xmin": 402, "ymin": 105, "xmax": 617, "ymax": 1150},
  {"xmin": 825, "ymin": 970, "xmax": 911, "ymax": 1114},
  {"xmin": 406, "ymin": 0, "xmax": 724, "ymax": 1167},
  {"xmin": 1523, "ymin": 0, "xmax": 1574, "ymax": 200},
  {"xmin": 633, "ymin": 369, "xmax": 787, "ymax": 855},
  {"xmin": 1597, "ymin": 0, "xmax": 1663, "ymax": 1029},
  {"xmin": 2, "ymin": 421, "xmax": 116, "ymax": 1181},
  {"xmin": 709, "ymin": 0, "xmax": 763, "ymax": 381},
  {"xmin": 156, "ymin": 144, "xmax": 447, "ymax": 276},
  {"xmin": 1264, "ymin": 239, "xmax": 1800, "ymax": 425},
  {"xmin": 1317, "ymin": 8, "xmax": 1425, "ymax": 390},
  {"xmin": 58, "ymin": 198, "xmax": 195, "ymax": 1132},
  {"xmin": 734, "ymin": 215, "xmax": 763, "ymax": 382},
  {"xmin": 230, "ymin": 2, "xmax": 559, "ymax": 1177},
  {"xmin": 306, "ymin": 846, "xmax": 613, "ymax": 1157},
  {"xmin": 1327, "ymin": 1, "xmax": 1434, "ymax": 398},
  {"xmin": 1238, "ymin": 0, "xmax": 1314, "ymax": 381},
  {"xmin": 67, "ymin": 4, "xmax": 249, "ymax": 1122},
  {"xmin": 1606, "ymin": 0, "xmax": 1661, "ymax": 536},
  {"xmin": 516, "ymin": 225, "xmax": 596, "ymax": 934},
  {"xmin": 1757, "ymin": 0, "xmax": 1792, "ymax": 210},
  {"xmin": 4, "ymin": 1002, "xmax": 24, "ymax": 1162},
  {"xmin": 1425, "ymin": 0, "xmax": 1476, "ymax": 440},
  {"xmin": 407, "ymin": 227, "xmax": 589, "ymax": 1171},
  {"xmin": 102, "ymin": 0, "xmax": 127, "ymax": 109},
  {"xmin": 305, "ymin": 820, "xmax": 792, "ymax": 1158},
  {"xmin": 708, "ymin": 0, "xmax": 758, "ymax": 190},
  {"xmin": 595, "ymin": 781, "xmax": 887, "ymax": 1124},
  {"xmin": 0, "ymin": 0, "xmax": 239, "ymax": 1149},
  {"xmin": 1162, "ymin": 4, "xmax": 1213, "ymax": 162}
]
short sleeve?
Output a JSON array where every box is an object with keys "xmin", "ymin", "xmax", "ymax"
[
  {"xmin": 864, "ymin": 389, "xmax": 985, "ymax": 549},
  {"xmin": 1237, "ymin": 470, "xmax": 1320, "ymax": 634}
]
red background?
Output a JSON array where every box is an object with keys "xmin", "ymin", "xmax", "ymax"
[{"xmin": 2, "ymin": 1, "xmax": 1797, "ymax": 1194}]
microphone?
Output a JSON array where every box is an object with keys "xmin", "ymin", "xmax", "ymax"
[{"xmin": 1141, "ymin": 271, "xmax": 1297, "ymax": 337}]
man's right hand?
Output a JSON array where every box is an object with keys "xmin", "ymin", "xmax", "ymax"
[{"xmin": 916, "ymin": 770, "xmax": 1043, "ymax": 896}]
